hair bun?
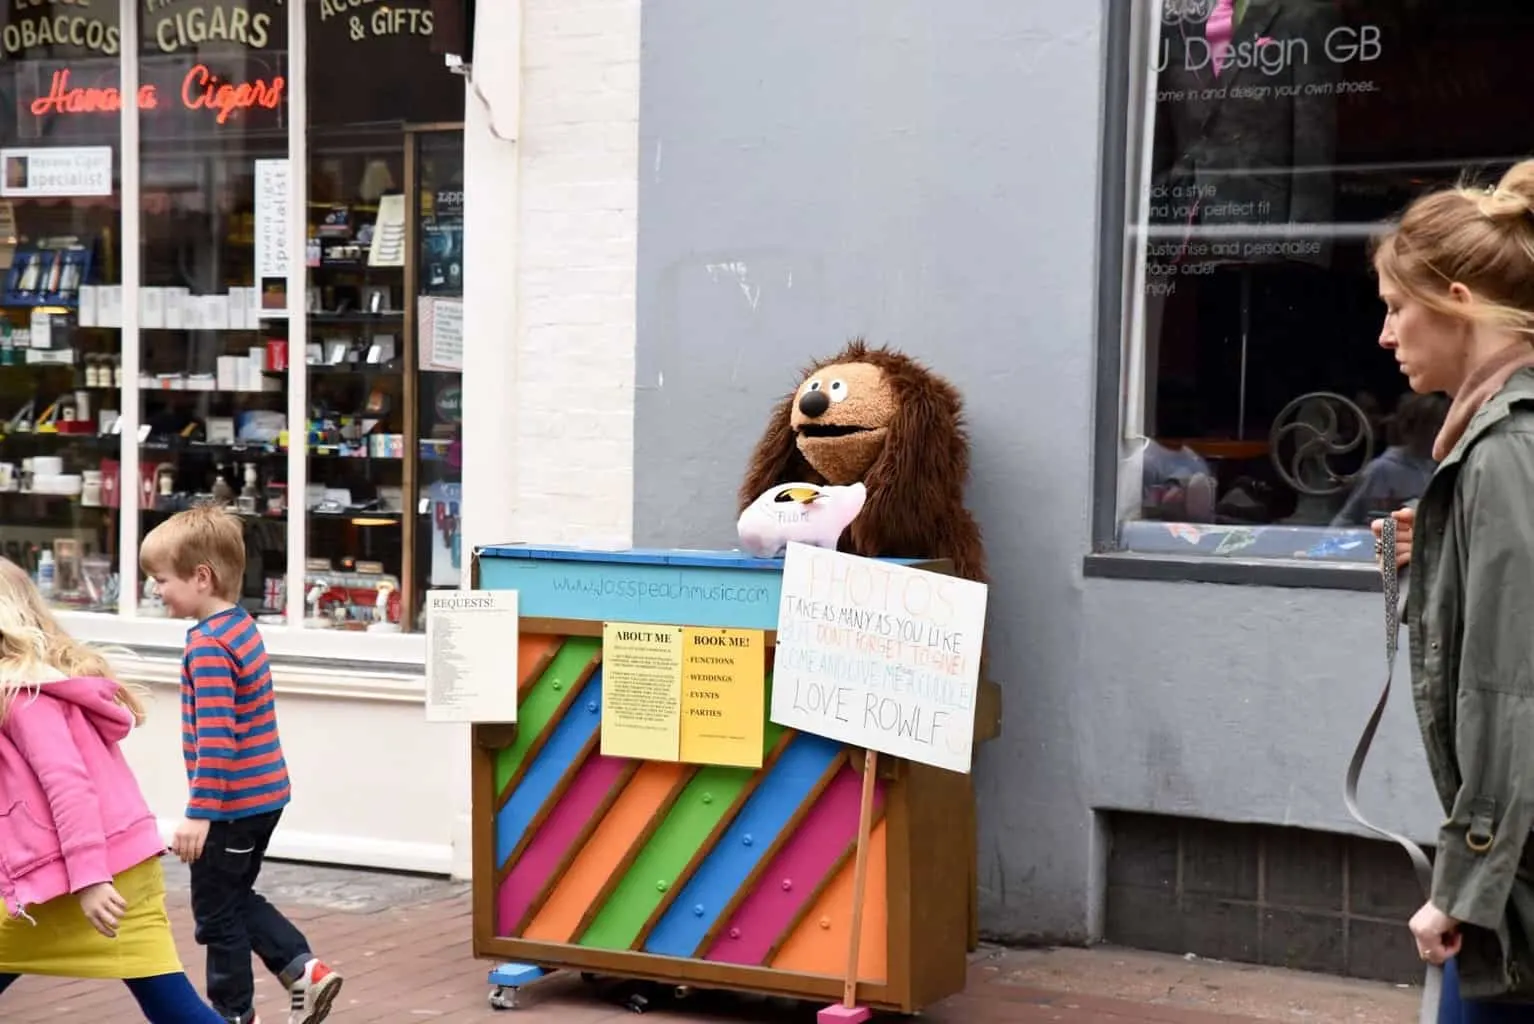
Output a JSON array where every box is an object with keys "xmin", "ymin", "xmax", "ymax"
[{"xmin": 1477, "ymin": 160, "xmax": 1534, "ymax": 223}]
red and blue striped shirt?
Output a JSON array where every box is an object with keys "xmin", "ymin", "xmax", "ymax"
[{"xmin": 180, "ymin": 607, "xmax": 291, "ymax": 821}]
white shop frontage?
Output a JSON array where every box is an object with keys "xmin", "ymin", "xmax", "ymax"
[{"xmin": 0, "ymin": 0, "xmax": 642, "ymax": 879}]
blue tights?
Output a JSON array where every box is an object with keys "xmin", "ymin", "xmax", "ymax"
[
  {"xmin": 0, "ymin": 970, "xmax": 225, "ymax": 1022},
  {"xmin": 1440, "ymin": 960, "xmax": 1534, "ymax": 1023}
]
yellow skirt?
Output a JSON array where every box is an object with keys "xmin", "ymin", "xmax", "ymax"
[{"xmin": 0, "ymin": 857, "xmax": 184, "ymax": 979}]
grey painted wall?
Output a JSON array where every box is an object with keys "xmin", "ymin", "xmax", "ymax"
[{"xmin": 631, "ymin": 0, "xmax": 1438, "ymax": 943}]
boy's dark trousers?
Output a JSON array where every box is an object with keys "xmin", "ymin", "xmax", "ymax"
[{"xmin": 189, "ymin": 809, "xmax": 312, "ymax": 1023}]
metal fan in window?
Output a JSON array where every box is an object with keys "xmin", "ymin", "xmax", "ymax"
[{"xmin": 1269, "ymin": 391, "xmax": 1376, "ymax": 524}]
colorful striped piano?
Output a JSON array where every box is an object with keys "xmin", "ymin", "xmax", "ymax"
[{"xmin": 469, "ymin": 545, "xmax": 998, "ymax": 1017}]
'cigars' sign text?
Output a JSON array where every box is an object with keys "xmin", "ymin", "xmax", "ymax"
[{"xmin": 144, "ymin": 0, "xmax": 275, "ymax": 54}]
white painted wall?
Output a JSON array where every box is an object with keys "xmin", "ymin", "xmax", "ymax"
[
  {"xmin": 454, "ymin": 0, "xmax": 641, "ymax": 883},
  {"xmin": 462, "ymin": 0, "xmax": 641, "ymax": 557},
  {"xmin": 514, "ymin": 0, "xmax": 640, "ymax": 549},
  {"xmin": 117, "ymin": 658, "xmax": 463, "ymax": 875}
]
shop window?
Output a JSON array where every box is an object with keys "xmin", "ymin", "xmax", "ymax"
[
  {"xmin": 1112, "ymin": 0, "xmax": 1527, "ymax": 568},
  {"xmin": 0, "ymin": 0, "xmax": 463, "ymax": 654},
  {"xmin": 134, "ymin": 3, "xmax": 295, "ymax": 624},
  {"xmin": 300, "ymin": 8, "xmax": 464, "ymax": 635},
  {"xmin": 0, "ymin": 20, "xmax": 126, "ymax": 611}
]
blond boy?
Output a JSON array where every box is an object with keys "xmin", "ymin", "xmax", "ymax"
[{"xmin": 141, "ymin": 505, "xmax": 342, "ymax": 1024}]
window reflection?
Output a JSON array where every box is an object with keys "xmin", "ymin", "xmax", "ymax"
[
  {"xmin": 135, "ymin": 1, "xmax": 291, "ymax": 621},
  {"xmin": 1130, "ymin": 1, "xmax": 1530, "ymax": 532},
  {"xmin": 1329, "ymin": 392, "xmax": 1446, "ymax": 527},
  {"xmin": 411, "ymin": 131, "xmax": 464, "ymax": 631},
  {"xmin": 299, "ymin": 8, "xmax": 463, "ymax": 633}
]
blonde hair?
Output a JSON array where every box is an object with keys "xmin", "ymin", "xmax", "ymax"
[
  {"xmin": 140, "ymin": 502, "xmax": 245, "ymax": 603},
  {"xmin": 0, "ymin": 558, "xmax": 147, "ymax": 726},
  {"xmin": 1373, "ymin": 159, "xmax": 1534, "ymax": 336}
]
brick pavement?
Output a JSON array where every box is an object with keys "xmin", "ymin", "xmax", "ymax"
[{"xmin": 1, "ymin": 859, "xmax": 1423, "ymax": 1022}]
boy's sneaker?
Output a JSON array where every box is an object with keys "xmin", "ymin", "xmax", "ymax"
[{"xmin": 288, "ymin": 959, "xmax": 343, "ymax": 1024}]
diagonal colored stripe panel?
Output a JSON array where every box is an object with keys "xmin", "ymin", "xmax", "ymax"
[
  {"xmin": 704, "ymin": 763, "xmax": 885, "ymax": 965},
  {"xmin": 493, "ymin": 637, "xmax": 600, "ymax": 797},
  {"xmin": 496, "ymin": 750, "xmax": 632, "ymax": 936},
  {"xmin": 575, "ymin": 762, "xmax": 753, "ymax": 950},
  {"xmin": 516, "ymin": 635, "xmax": 564, "ymax": 700},
  {"xmin": 643, "ymin": 733, "xmax": 843, "ymax": 958},
  {"xmin": 522, "ymin": 761, "xmax": 691, "ymax": 943},
  {"xmin": 769, "ymin": 818, "xmax": 889, "ymax": 982},
  {"xmin": 575, "ymin": 673, "xmax": 788, "ymax": 951},
  {"xmin": 495, "ymin": 666, "xmax": 605, "ymax": 870}
]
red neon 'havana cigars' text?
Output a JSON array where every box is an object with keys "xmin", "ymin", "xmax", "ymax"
[
  {"xmin": 30, "ymin": 66, "xmax": 286, "ymax": 125},
  {"xmin": 181, "ymin": 64, "xmax": 284, "ymax": 124}
]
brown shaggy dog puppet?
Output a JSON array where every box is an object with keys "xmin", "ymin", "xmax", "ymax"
[{"xmin": 738, "ymin": 339, "xmax": 987, "ymax": 582}]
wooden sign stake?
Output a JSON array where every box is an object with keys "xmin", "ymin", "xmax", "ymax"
[{"xmin": 820, "ymin": 748, "xmax": 879, "ymax": 1024}]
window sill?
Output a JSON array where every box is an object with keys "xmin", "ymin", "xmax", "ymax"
[
  {"xmin": 1089, "ymin": 520, "xmax": 1384, "ymax": 589},
  {"xmin": 57, "ymin": 610, "xmax": 426, "ymax": 672},
  {"xmin": 1119, "ymin": 520, "xmax": 1377, "ymax": 563},
  {"xmin": 1084, "ymin": 551, "xmax": 1382, "ymax": 591},
  {"xmin": 110, "ymin": 648, "xmax": 427, "ymax": 704}
]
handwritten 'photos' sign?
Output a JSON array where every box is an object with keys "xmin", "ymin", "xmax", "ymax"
[{"xmin": 770, "ymin": 543, "xmax": 988, "ymax": 774}]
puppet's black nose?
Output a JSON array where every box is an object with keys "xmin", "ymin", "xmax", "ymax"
[{"xmin": 798, "ymin": 390, "xmax": 830, "ymax": 418}]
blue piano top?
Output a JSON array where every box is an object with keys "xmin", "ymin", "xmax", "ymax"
[{"xmin": 477, "ymin": 543, "xmax": 922, "ymax": 571}]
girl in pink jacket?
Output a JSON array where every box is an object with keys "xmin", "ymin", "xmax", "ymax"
[{"xmin": 0, "ymin": 558, "xmax": 224, "ymax": 1021}]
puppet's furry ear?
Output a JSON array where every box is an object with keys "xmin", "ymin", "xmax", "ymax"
[
  {"xmin": 850, "ymin": 368, "xmax": 972, "ymax": 557},
  {"xmin": 738, "ymin": 392, "xmax": 820, "ymax": 513}
]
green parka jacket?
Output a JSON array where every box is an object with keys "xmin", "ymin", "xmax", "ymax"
[{"xmin": 1409, "ymin": 367, "xmax": 1534, "ymax": 1000}]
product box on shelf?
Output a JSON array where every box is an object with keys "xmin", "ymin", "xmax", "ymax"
[{"xmin": 2, "ymin": 246, "xmax": 92, "ymax": 307}]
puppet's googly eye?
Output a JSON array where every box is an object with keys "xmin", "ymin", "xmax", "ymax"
[
  {"xmin": 827, "ymin": 379, "xmax": 849, "ymax": 403},
  {"xmin": 806, "ymin": 379, "xmax": 823, "ymax": 392}
]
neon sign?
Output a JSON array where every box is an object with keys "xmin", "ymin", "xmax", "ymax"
[{"xmin": 28, "ymin": 66, "xmax": 285, "ymax": 126}]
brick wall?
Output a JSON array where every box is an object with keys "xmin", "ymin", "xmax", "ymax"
[
  {"xmin": 517, "ymin": 0, "xmax": 639, "ymax": 544},
  {"xmin": 461, "ymin": 0, "xmax": 640, "ymax": 557}
]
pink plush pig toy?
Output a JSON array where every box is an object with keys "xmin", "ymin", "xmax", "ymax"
[{"xmin": 736, "ymin": 481, "xmax": 867, "ymax": 559}]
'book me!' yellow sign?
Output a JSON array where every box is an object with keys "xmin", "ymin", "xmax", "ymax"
[{"xmin": 680, "ymin": 628, "xmax": 764, "ymax": 769}]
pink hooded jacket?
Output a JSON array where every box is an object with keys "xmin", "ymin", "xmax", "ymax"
[{"xmin": 0, "ymin": 677, "xmax": 167, "ymax": 919}]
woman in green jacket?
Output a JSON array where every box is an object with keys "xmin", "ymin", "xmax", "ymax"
[{"xmin": 1372, "ymin": 158, "xmax": 1534, "ymax": 1022}]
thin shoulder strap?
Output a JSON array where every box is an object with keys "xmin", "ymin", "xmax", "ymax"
[{"xmin": 1342, "ymin": 516, "xmax": 1440, "ymax": 1021}]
